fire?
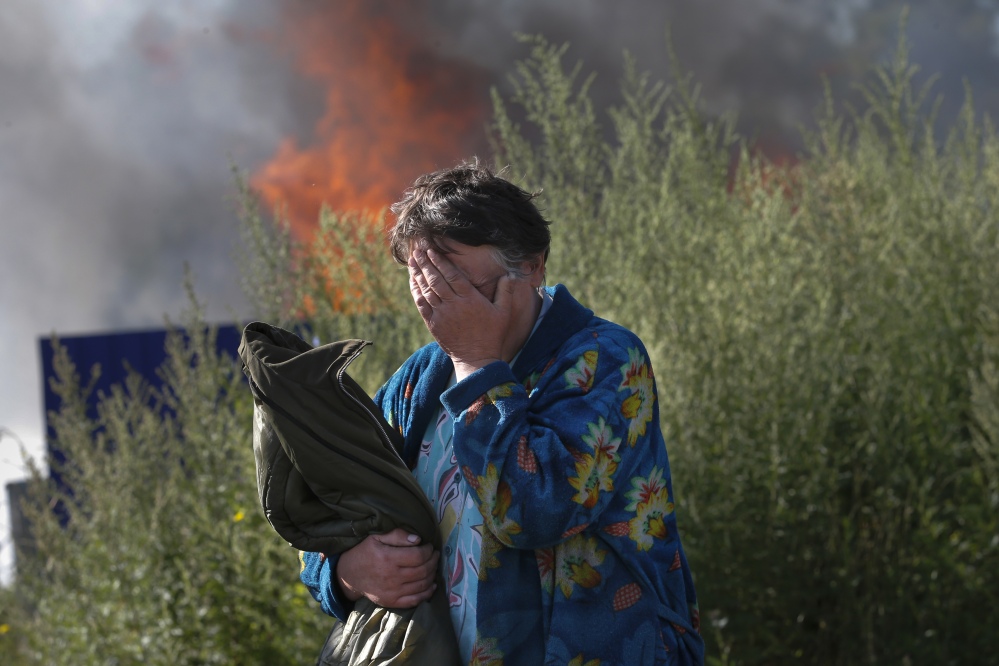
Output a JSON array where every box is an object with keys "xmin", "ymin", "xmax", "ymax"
[
  {"xmin": 729, "ymin": 134, "xmax": 803, "ymax": 205},
  {"xmin": 253, "ymin": 1, "xmax": 490, "ymax": 239}
]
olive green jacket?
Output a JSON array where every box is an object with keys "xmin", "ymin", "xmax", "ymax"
[{"xmin": 238, "ymin": 322, "xmax": 460, "ymax": 666}]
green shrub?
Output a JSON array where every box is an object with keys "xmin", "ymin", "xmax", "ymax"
[
  {"xmin": 235, "ymin": 31, "xmax": 999, "ymax": 663},
  {"xmin": 490, "ymin": 33, "xmax": 999, "ymax": 665},
  {"xmin": 6, "ymin": 291, "xmax": 330, "ymax": 665}
]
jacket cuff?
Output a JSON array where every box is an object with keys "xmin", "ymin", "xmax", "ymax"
[
  {"xmin": 325, "ymin": 553, "xmax": 356, "ymax": 620},
  {"xmin": 440, "ymin": 360, "xmax": 518, "ymax": 419},
  {"xmin": 301, "ymin": 551, "xmax": 353, "ymax": 621}
]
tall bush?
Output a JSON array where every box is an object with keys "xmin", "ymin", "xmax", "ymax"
[
  {"xmin": 490, "ymin": 34, "xmax": 999, "ymax": 664},
  {"xmin": 234, "ymin": 31, "xmax": 999, "ymax": 663},
  {"xmin": 4, "ymin": 292, "xmax": 330, "ymax": 665}
]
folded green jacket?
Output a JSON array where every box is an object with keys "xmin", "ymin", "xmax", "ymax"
[{"xmin": 238, "ymin": 322, "xmax": 460, "ymax": 666}]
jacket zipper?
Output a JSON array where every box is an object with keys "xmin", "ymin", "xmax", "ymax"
[
  {"xmin": 334, "ymin": 345, "xmax": 439, "ymax": 538},
  {"xmin": 336, "ymin": 344, "xmax": 406, "ymax": 467}
]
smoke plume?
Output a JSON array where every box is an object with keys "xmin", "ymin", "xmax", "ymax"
[{"xmin": 2, "ymin": 0, "xmax": 997, "ymax": 582}]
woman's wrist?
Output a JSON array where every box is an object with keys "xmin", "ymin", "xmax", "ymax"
[{"xmin": 333, "ymin": 558, "xmax": 364, "ymax": 602}]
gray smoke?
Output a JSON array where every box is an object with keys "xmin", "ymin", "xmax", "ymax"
[
  {"xmin": 2, "ymin": 0, "xmax": 997, "ymax": 583},
  {"xmin": 0, "ymin": 0, "xmax": 314, "ymax": 580},
  {"xmin": 434, "ymin": 0, "xmax": 999, "ymax": 149}
]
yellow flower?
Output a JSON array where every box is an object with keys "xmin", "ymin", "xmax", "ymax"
[
  {"xmin": 465, "ymin": 383, "xmax": 517, "ymax": 424},
  {"xmin": 568, "ymin": 655, "xmax": 601, "ymax": 666},
  {"xmin": 475, "ymin": 464, "xmax": 522, "ymax": 544},
  {"xmin": 564, "ymin": 349, "xmax": 598, "ymax": 391},
  {"xmin": 568, "ymin": 453, "xmax": 602, "ymax": 508},
  {"xmin": 555, "ymin": 535, "xmax": 606, "ymax": 598},
  {"xmin": 469, "ymin": 634, "xmax": 505, "ymax": 666},
  {"xmin": 478, "ymin": 530, "xmax": 504, "ymax": 581},
  {"xmin": 232, "ymin": 510, "xmax": 245, "ymax": 523},
  {"xmin": 618, "ymin": 348, "xmax": 656, "ymax": 446},
  {"xmin": 624, "ymin": 467, "xmax": 674, "ymax": 550},
  {"xmin": 569, "ymin": 418, "xmax": 622, "ymax": 507},
  {"xmin": 0, "ymin": 623, "xmax": 10, "ymax": 635},
  {"xmin": 624, "ymin": 466, "xmax": 667, "ymax": 510},
  {"xmin": 628, "ymin": 492, "xmax": 674, "ymax": 551},
  {"xmin": 569, "ymin": 560, "xmax": 602, "ymax": 589},
  {"xmin": 486, "ymin": 382, "xmax": 516, "ymax": 402}
]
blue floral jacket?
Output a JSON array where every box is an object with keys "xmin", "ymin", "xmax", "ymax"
[{"xmin": 301, "ymin": 284, "xmax": 704, "ymax": 665}]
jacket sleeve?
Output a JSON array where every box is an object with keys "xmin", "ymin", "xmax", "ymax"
[
  {"xmin": 299, "ymin": 550, "xmax": 351, "ymax": 620},
  {"xmin": 440, "ymin": 327, "xmax": 660, "ymax": 549},
  {"xmin": 298, "ymin": 359, "xmax": 414, "ymax": 620}
]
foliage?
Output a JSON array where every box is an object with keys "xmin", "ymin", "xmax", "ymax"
[
  {"xmin": 240, "ymin": 29, "xmax": 999, "ymax": 666},
  {"xmin": 491, "ymin": 33, "xmax": 999, "ymax": 665},
  {"xmin": 3, "ymin": 290, "xmax": 330, "ymax": 665}
]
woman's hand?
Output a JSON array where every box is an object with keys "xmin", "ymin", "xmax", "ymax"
[
  {"xmin": 408, "ymin": 248, "xmax": 538, "ymax": 380},
  {"xmin": 335, "ymin": 528, "xmax": 439, "ymax": 609}
]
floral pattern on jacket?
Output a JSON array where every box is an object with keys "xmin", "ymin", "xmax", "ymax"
[{"xmin": 300, "ymin": 284, "xmax": 704, "ymax": 665}]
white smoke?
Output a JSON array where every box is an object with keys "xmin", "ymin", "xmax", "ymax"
[{"xmin": 0, "ymin": 0, "xmax": 303, "ymax": 583}]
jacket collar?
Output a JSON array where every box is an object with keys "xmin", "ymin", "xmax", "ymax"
[
  {"xmin": 511, "ymin": 284, "xmax": 593, "ymax": 379},
  {"xmin": 403, "ymin": 284, "xmax": 592, "ymax": 453}
]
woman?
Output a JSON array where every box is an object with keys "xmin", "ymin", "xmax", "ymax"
[{"xmin": 301, "ymin": 161, "xmax": 704, "ymax": 665}]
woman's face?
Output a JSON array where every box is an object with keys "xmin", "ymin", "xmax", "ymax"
[{"xmin": 406, "ymin": 238, "xmax": 547, "ymax": 364}]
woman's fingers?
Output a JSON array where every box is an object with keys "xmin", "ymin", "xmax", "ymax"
[
  {"xmin": 394, "ymin": 581, "xmax": 439, "ymax": 609},
  {"xmin": 409, "ymin": 256, "xmax": 438, "ymax": 305},
  {"xmin": 372, "ymin": 527, "xmax": 422, "ymax": 547},
  {"xmin": 424, "ymin": 249, "xmax": 473, "ymax": 297},
  {"xmin": 411, "ymin": 249, "xmax": 450, "ymax": 302},
  {"xmin": 409, "ymin": 267, "xmax": 433, "ymax": 320},
  {"xmin": 336, "ymin": 530, "xmax": 440, "ymax": 609},
  {"xmin": 411, "ymin": 248, "xmax": 478, "ymax": 303}
]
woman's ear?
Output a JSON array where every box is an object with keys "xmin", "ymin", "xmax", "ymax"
[{"xmin": 525, "ymin": 255, "xmax": 546, "ymax": 289}]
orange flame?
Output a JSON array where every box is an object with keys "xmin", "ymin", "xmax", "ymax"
[
  {"xmin": 252, "ymin": 1, "xmax": 490, "ymax": 239},
  {"xmin": 729, "ymin": 134, "xmax": 803, "ymax": 205}
]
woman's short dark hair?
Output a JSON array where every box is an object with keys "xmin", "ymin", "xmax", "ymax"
[{"xmin": 388, "ymin": 161, "xmax": 551, "ymax": 272}]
